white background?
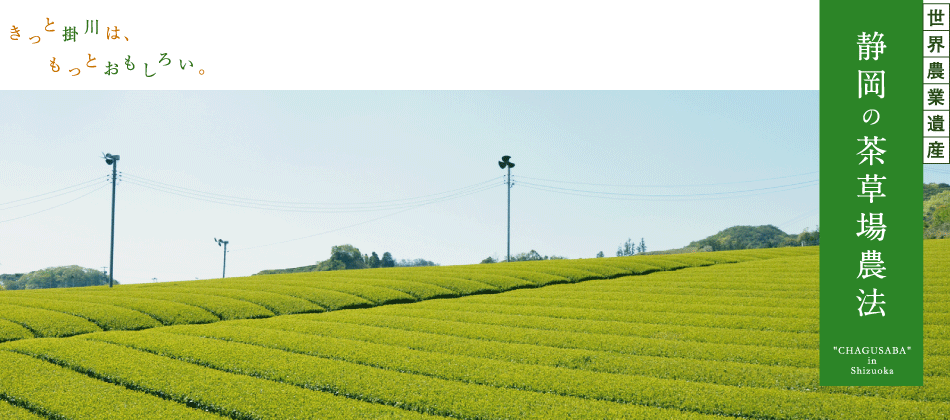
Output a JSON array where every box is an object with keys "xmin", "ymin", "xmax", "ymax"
[{"xmin": 0, "ymin": 1, "xmax": 819, "ymax": 90}]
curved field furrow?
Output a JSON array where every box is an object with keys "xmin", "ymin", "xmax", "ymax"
[
  {"xmin": 356, "ymin": 273, "xmax": 500, "ymax": 295},
  {"xmin": 571, "ymin": 283, "xmax": 821, "ymax": 300},
  {"xmin": 2, "ymin": 338, "xmax": 441, "ymax": 420},
  {"xmin": 166, "ymin": 320, "xmax": 824, "ymax": 391},
  {"xmin": 159, "ymin": 320, "xmax": 950, "ymax": 404},
  {"xmin": 0, "ymin": 349, "xmax": 223, "ymax": 419},
  {"xmin": 146, "ymin": 284, "xmax": 320, "ymax": 315},
  {"xmin": 311, "ymin": 278, "xmax": 458, "ymax": 300},
  {"xmin": 380, "ymin": 301, "xmax": 819, "ymax": 333},
  {"xmin": 0, "ymin": 399, "xmax": 44, "ymax": 420},
  {"xmin": 82, "ymin": 331, "xmax": 735, "ymax": 420},
  {"xmin": 0, "ymin": 304, "xmax": 101, "ymax": 338},
  {"xmin": 450, "ymin": 295, "xmax": 819, "ymax": 319},
  {"xmin": 313, "ymin": 311, "xmax": 818, "ymax": 368},
  {"xmin": 241, "ymin": 281, "xmax": 378, "ymax": 309},
  {"xmin": 79, "ymin": 330, "xmax": 949, "ymax": 420},
  {"xmin": 72, "ymin": 289, "xmax": 275, "ymax": 320},
  {"xmin": 0, "ymin": 296, "xmax": 161, "ymax": 331},
  {"xmin": 414, "ymin": 269, "xmax": 535, "ymax": 290},
  {"xmin": 509, "ymin": 289, "xmax": 818, "ymax": 309},
  {"xmin": 21, "ymin": 292, "xmax": 218, "ymax": 326},
  {"xmin": 582, "ymin": 259, "xmax": 677, "ymax": 274},
  {"xmin": 0, "ymin": 319, "xmax": 33, "ymax": 343},
  {"xmin": 264, "ymin": 278, "xmax": 419, "ymax": 305},
  {"xmin": 328, "ymin": 306, "xmax": 820, "ymax": 349},
  {"xmin": 442, "ymin": 267, "xmax": 570, "ymax": 286}
]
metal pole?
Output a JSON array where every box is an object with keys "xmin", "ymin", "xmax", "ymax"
[
  {"xmin": 222, "ymin": 242, "xmax": 227, "ymax": 278},
  {"xmin": 109, "ymin": 160, "xmax": 117, "ymax": 288},
  {"xmin": 507, "ymin": 166, "xmax": 511, "ymax": 263}
]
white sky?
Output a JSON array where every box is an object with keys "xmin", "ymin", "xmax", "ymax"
[{"xmin": 1, "ymin": 91, "xmax": 819, "ymax": 283}]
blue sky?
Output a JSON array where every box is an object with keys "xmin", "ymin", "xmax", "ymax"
[{"xmin": 1, "ymin": 91, "xmax": 820, "ymax": 284}]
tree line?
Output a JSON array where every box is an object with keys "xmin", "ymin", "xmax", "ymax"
[
  {"xmin": 480, "ymin": 250, "xmax": 566, "ymax": 263},
  {"xmin": 0, "ymin": 266, "xmax": 116, "ymax": 290},
  {"xmin": 255, "ymin": 244, "xmax": 437, "ymax": 275}
]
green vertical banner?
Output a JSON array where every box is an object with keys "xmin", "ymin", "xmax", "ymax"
[{"xmin": 820, "ymin": 1, "xmax": 922, "ymax": 385}]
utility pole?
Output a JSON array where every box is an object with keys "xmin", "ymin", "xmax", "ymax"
[
  {"xmin": 103, "ymin": 153, "xmax": 120, "ymax": 287},
  {"xmin": 215, "ymin": 238, "xmax": 229, "ymax": 278},
  {"xmin": 498, "ymin": 155, "xmax": 515, "ymax": 262}
]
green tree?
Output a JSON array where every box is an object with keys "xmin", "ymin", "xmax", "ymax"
[
  {"xmin": 511, "ymin": 250, "xmax": 544, "ymax": 261},
  {"xmin": 924, "ymin": 182, "xmax": 950, "ymax": 201},
  {"xmin": 617, "ymin": 238, "xmax": 636, "ymax": 256},
  {"xmin": 596, "ymin": 251, "xmax": 604, "ymax": 258},
  {"xmin": 0, "ymin": 273, "xmax": 24, "ymax": 290},
  {"xmin": 381, "ymin": 252, "xmax": 395, "ymax": 268},
  {"xmin": 797, "ymin": 226, "xmax": 820, "ymax": 244},
  {"xmin": 8, "ymin": 266, "xmax": 114, "ymax": 290},
  {"xmin": 368, "ymin": 252, "xmax": 381, "ymax": 268},
  {"xmin": 315, "ymin": 259, "xmax": 346, "ymax": 271},
  {"xmin": 637, "ymin": 238, "xmax": 647, "ymax": 254},
  {"xmin": 328, "ymin": 244, "xmax": 367, "ymax": 270},
  {"xmin": 480, "ymin": 256, "xmax": 497, "ymax": 264},
  {"xmin": 397, "ymin": 258, "xmax": 437, "ymax": 267}
]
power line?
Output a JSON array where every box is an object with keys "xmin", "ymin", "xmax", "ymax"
[
  {"xmin": 0, "ymin": 176, "xmax": 108, "ymax": 209},
  {"xmin": 517, "ymin": 180, "xmax": 817, "ymax": 201},
  {"xmin": 514, "ymin": 170, "xmax": 819, "ymax": 188},
  {"xmin": 119, "ymin": 177, "xmax": 504, "ymax": 213},
  {"xmin": 120, "ymin": 172, "xmax": 503, "ymax": 208},
  {"xmin": 515, "ymin": 178, "xmax": 818, "ymax": 198},
  {"xmin": 231, "ymin": 182, "xmax": 504, "ymax": 253},
  {"xmin": 775, "ymin": 207, "xmax": 819, "ymax": 230},
  {"xmin": 0, "ymin": 184, "xmax": 110, "ymax": 224}
]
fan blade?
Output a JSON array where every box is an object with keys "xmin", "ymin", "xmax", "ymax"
[{"xmin": 498, "ymin": 161, "xmax": 505, "ymax": 169}]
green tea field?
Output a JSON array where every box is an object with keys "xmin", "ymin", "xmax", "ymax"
[{"xmin": 0, "ymin": 242, "xmax": 947, "ymax": 419}]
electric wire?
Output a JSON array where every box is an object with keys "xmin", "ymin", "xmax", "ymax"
[
  {"xmin": 517, "ymin": 180, "xmax": 817, "ymax": 201},
  {"xmin": 775, "ymin": 207, "xmax": 819, "ymax": 230},
  {"xmin": 119, "ymin": 177, "xmax": 504, "ymax": 213},
  {"xmin": 231, "ymin": 182, "xmax": 505, "ymax": 252},
  {"xmin": 120, "ymin": 172, "xmax": 504, "ymax": 208},
  {"xmin": 0, "ymin": 176, "xmax": 109, "ymax": 209},
  {"xmin": 0, "ymin": 183, "xmax": 111, "ymax": 224},
  {"xmin": 0, "ymin": 167, "xmax": 821, "ymax": 257},
  {"xmin": 513, "ymin": 178, "xmax": 818, "ymax": 199},
  {"xmin": 514, "ymin": 171, "xmax": 819, "ymax": 188}
]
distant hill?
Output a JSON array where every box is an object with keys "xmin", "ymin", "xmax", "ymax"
[
  {"xmin": 924, "ymin": 183, "xmax": 950, "ymax": 239},
  {"xmin": 651, "ymin": 181, "xmax": 944, "ymax": 252},
  {"xmin": 686, "ymin": 225, "xmax": 806, "ymax": 251},
  {"xmin": 643, "ymin": 225, "xmax": 814, "ymax": 255},
  {"xmin": 924, "ymin": 182, "xmax": 950, "ymax": 201}
]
